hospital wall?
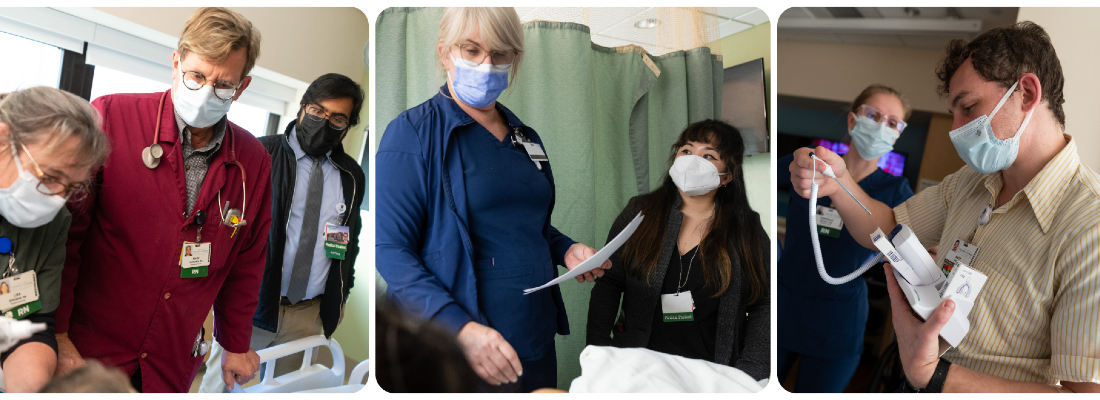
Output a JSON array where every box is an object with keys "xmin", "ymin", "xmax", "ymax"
[
  {"xmin": 777, "ymin": 39, "xmax": 945, "ymax": 113},
  {"xmin": 93, "ymin": 7, "xmax": 371, "ymax": 164},
  {"xmin": 712, "ymin": 21, "xmax": 773, "ymax": 238},
  {"xmin": 1018, "ymin": 8, "xmax": 1100, "ymax": 172}
]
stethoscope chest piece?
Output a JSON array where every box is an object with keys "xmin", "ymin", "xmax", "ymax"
[{"xmin": 142, "ymin": 144, "xmax": 163, "ymax": 169}]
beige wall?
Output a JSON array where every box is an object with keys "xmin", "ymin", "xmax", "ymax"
[
  {"xmin": 1018, "ymin": 8, "xmax": 1100, "ymax": 172},
  {"xmin": 778, "ymin": 40, "xmax": 946, "ymax": 113},
  {"xmin": 712, "ymin": 22, "xmax": 772, "ymax": 238},
  {"xmin": 93, "ymin": 7, "xmax": 368, "ymax": 86}
]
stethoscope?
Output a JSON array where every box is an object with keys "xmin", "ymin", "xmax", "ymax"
[{"xmin": 143, "ymin": 90, "xmax": 248, "ymax": 233}]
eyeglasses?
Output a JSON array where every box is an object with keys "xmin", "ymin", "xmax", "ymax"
[
  {"xmin": 180, "ymin": 70, "xmax": 241, "ymax": 101},
  {"xmin": 304, "ymin": 104, "xmax": 349, "ymax": 130},
  {"xmin": 454, "ymin": 43, "xmax": 516, "ymax": 68},
  {"xmin": 19, "ymin": 143, "xmax": 87, "ymax": 201},
  {"xmin": 856, "ymin": 104, "xmax": 907, "ymax": 132}
]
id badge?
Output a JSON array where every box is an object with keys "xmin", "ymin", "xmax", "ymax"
[
  {"xmin": 180, "ymin": 242, "xmax": 212, "ymax": 278},
  {"xmin": 0, "ymin": 271, "xmax": 40, "ymax": 319},
  {"xmin": 520, "ymin": 142, "xmax": 548, "ymax": 170},
  {"xmin": 940, "ymin": 239, "xmax": 980, "ymax": 277},
  {"xmin": 324, "ymin": 223, "xmax": 350, "ymax": 260},
  {"xmin": 661, "ymin": 291, "xmax": 695, "ymax": 322},
  {"xmin": 816, "ymin": 206, "xmax": 844, "ymax": 238}
]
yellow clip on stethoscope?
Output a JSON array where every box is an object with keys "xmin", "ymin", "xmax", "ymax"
[{"xmin": 143, "ymin": 90, "xmax": 248, "ymax": 236}]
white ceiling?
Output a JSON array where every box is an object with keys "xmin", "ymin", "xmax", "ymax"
[
  {"xmin": 517, "ymin": 7, "xmax": 767, "ymax": 56},
  {"xmin": 778, "ymin": 7, "xmax": 1018, "ymax": 49}
]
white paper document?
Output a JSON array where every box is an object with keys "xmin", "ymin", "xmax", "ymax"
[{"xmin": 524, "ymin": 213, "xmax": 643, "ymax": 294}]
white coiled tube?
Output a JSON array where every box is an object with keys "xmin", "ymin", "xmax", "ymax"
[{"xmin": 809, "ymin": 165, "xmax": 881, "ymax": 285}]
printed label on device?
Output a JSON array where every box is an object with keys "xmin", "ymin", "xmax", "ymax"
[
  {"xmin": 0, "ymin": 271, "xmax": 39, "ymax": 312},
  {"xmin": 661, "ymin": 291, "xmax": 695, "ymax": 322},
  {"xmin": 816, "ymin": 206, "xmax": 844, "ymax": 238},
  {"xmin": 940, "ymin": 238, "xmax": 979, "ymax": 277},
  {"xmin": 180, "ymin": 242, "xmax": 211, "ymax": 278},
  {"xmin": 324, "ymin": 223, "xmax": 349, "ymax": 260}
]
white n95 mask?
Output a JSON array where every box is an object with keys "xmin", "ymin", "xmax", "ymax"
[
  {"xmin": 0, "ymin": 143, "xmax": 66, "ymax": 228},
  {"xmin": 174, "ymin": 71, "xmax": 233, "ymax": 129},
  {"xmin": 669, "ymin": 155, "xmax": 728, "ymax": 196},
  {"xmin": 948, "ymin": 79, "xmax": 1034, "ymax": 174}
]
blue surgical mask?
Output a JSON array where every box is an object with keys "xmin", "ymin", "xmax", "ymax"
[
  {"xmin": 949, "ymin": 80, "xmax": 1034, "ymax": 174},
  {"xmin": 849, "ymin": 114, "xmax": 900, "ymax": 160},
  {"xmin": 174, "ymin": 70, "xmax": 233, "ymax": 128},
  {"xmin": 448, "ymin": 54, "xmax": 509, "ymax": 108}
]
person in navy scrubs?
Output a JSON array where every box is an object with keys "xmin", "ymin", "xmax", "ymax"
[
  {"xmin": 376, "ymin": 7, "xmax": 610, "ymax": 392},
  {"xmin": 777, "ymin": 84, "xmax": 916, "ymax": 392}
]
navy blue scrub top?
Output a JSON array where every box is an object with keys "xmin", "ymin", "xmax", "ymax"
[
  {"xmin": 776, "ymin": 151, "xmax": 914, "ymax": 358},
  {"xmin": 458, "ymin": 121, "xmax": 558, "ymax": 360}
]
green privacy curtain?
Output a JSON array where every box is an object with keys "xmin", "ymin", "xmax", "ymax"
[{"xmin": 376, "ymin": 7, "xmax": 723, "ymax": 389}]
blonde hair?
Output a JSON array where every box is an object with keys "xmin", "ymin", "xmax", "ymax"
[
  {"xmin": 0, "ymin": 87, "xmax": 109, "ymax": 171},
  {"xmin": 850, "ymin": 84, "xmax": 912, "ymax": 120},
  {"xmin": 438, "ymin": 7, "xmax": 524, "ymax": 87},
  {"xmin": 178, "ymin": 7, "xmax": 261, "ymax": 81}
]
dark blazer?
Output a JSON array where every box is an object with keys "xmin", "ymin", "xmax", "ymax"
[
  {"xmin": 253, "ymin": 121, "xmax": 365, "ymax": 338},
  {"xmin": 586, "ymin": 194, "xmax": 771, "ymax": 381}
]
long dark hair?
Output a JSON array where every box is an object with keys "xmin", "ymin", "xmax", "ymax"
[{"xmin": 619, "ymin": 119, "xmax": 767, "ymax": 303}]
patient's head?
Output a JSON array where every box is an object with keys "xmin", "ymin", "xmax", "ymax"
[
  {"xmin": 377, "ymin": 302, "xmax": 489, "ymax": 393},
  {"xmin": 39, "ymin": 360, "xmax": 135, "ymax": 393}
]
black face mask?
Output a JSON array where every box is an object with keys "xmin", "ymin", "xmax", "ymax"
[{"xmin": 297, "ymin": 115, "xmax": 344, "ymax": 156}]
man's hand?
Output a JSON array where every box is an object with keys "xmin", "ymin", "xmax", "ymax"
[
  {"xmin": 789, "ymin": 146, "xmax": 849, "ymax": 199},
  {"xmin": 221, "ymin": 348, "xmax": 260, "ymax": 391},
  {"xmin": 456, "ymin": 321, "xmax": 522, "ymax": 386},
  {"xmin": 564, "ymin": 243, "xmax": 612, "ymax": 283},
  {"xmin": 53, "ymin": 333, "xmax": 86, "ymax": 377},
  {"xmin": 884, "ymin": 263, "xmax": 956, "ymax": 390}
]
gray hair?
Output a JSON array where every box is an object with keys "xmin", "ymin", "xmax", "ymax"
[{"xmin": 0, "ymin": 87, "xmax": 109, "ymax": 171}]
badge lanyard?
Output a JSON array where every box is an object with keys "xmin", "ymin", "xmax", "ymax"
[{"xmin": 0, "ymin": 237, "xmax": 14, "ymax": 278}]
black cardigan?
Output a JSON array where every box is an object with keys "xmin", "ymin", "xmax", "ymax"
[{"xmin": 586, "ymin": 195, "xmax": 771, "ymax": 381}]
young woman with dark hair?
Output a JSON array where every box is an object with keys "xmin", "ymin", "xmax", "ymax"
[{"xmin": 586, "ymin": 119, "xmax": 770, "ymax": 382}]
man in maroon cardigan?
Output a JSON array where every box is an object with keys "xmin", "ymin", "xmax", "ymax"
[{"xmin": 53, "ymin": 8, "xmax": 272, "ymax": 392}]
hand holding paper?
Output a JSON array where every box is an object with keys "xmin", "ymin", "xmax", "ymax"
[{"xmin": 525, "ymin": 213, "xmax": 643, "ymax": 294}]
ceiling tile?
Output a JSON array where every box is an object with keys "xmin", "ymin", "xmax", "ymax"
[
  {"xmin": 719, "ymin": 20, "xmax": 753, "ymax": 37},
  {"xmin": 735, "ymin": 9, "xmax": 770, "ymax": 25},
  {"xmin": 715, "ymin": 7, "xmax": 758, "ymax": 20}
]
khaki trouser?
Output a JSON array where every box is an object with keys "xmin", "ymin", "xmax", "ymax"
[{"xmin": 197, "ymin": 297, "xmax": 323, "ymax": 393}]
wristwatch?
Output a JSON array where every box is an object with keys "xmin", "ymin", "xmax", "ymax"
[{"xmin": 922, "ymin": 358, "xmax": 952, "ymax": 393}]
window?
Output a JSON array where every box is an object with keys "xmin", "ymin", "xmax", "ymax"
[
  {"xmin": 91, "ymin": 65, "xmax": 271, "ymax": 136},
  {"xmin": 227, "ymin": 101, "xmax": 270, "ymax": 137},
  {"xmin": 0, "ymin": 30, "xmax": 62, "ymax": 93},
  {"xmin": 89, "ymin": 65, "xmax": 169, "ymax": 102}
]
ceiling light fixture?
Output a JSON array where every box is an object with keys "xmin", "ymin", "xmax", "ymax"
[{"xmin": 634, "ymin": 18, "xmax": 661, "ymax": 29}]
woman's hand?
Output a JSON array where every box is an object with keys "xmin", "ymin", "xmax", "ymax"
[
  {"xmin": 565, "ymin": 243, "xmax": 612, "ymax": 283},
  {"xmin": 457, "ymin": 321, "xmax": 523, "ymax": 386},
  {"xmin": 54, "ymin": 332, "xmax": 86, "ymax": 377}
]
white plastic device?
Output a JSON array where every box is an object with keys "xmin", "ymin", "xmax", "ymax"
[
  {"xmin": 806, "ymin": 153, "xmax": 984, "ymax": 348},
  {"xmin": 0, "ymin": 316, "xmax": 46, "ymax": 353}
]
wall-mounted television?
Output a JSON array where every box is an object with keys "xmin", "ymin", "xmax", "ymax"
[
  {"xmin": 722, "ymin": 58, "xmax": 768, "ymax": 154},
  {"xmin": 811, "ymin": 138, "xmax": 907, "ymax": 177}
]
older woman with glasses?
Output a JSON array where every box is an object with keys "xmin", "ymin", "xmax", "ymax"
[
  {"xmin": 376, "ymin": 7, "xmax": 610, "ymax": 392},
  {"xmin": 776, "ymin": 84, "xmax": 915, "ymax": 392},
  {"xmin": 0, "ymin": 86, "xmax": 109, "ymax": 392}
]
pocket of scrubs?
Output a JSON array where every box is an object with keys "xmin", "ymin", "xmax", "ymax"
[{"xmin": 473, "ymin": 258, "xmax": 534, "ymax": 281}]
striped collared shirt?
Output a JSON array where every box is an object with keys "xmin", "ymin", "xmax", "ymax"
[{"xmin": 894, "ymin": 135, "xmax": 1100, "ymax": 384}]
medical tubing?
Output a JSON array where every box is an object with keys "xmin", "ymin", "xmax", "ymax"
[{"xmin": 809, "ymin": 170, "xmax": 880, "ymax": 285}]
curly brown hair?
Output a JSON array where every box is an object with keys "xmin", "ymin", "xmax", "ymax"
[{"xmin": 936, "ymin": 21, "xmax": 1065, "ymax": 129}]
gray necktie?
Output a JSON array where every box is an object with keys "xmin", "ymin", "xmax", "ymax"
[{"xmin": 287, "ymin": 157, "xmax": 324, "ymax": 304}]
